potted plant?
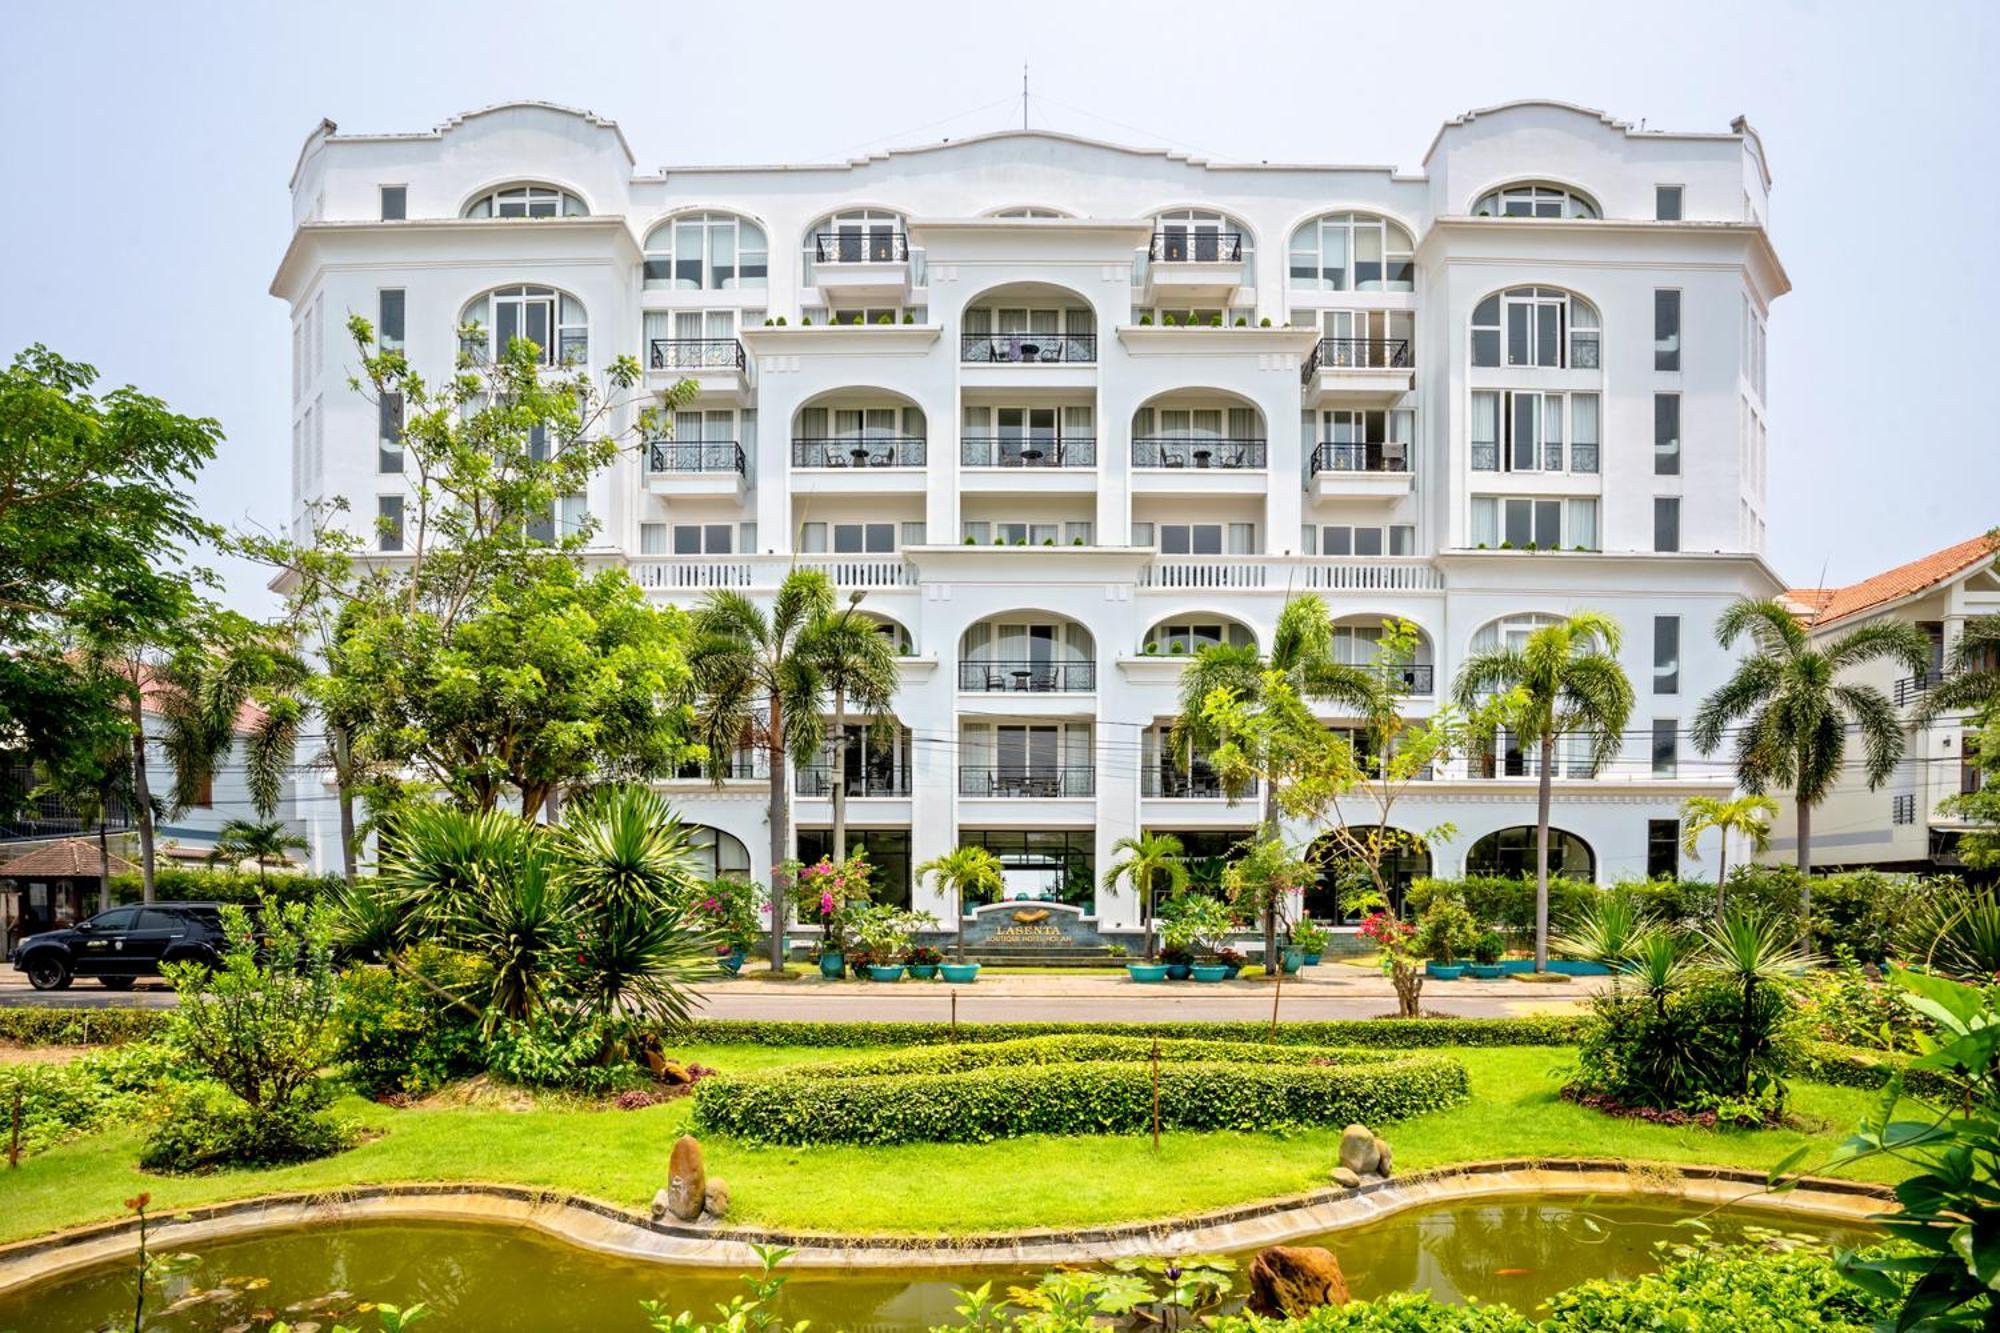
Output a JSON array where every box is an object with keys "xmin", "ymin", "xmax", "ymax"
[
  {"xmin": 1416, "ymin": 895, "xmax": 1479, "ymax": 980},
  {"xmin": 1191, "ymin": 957, "xmax": 1230, "ymax": 983},
  {"xmin": 904, "ymin": 943, "xmax": 944, "ymax": 980},
  {"xmin": 1214, "ymin": 946, "xmax": 1249, "ymax": 979},
  {"xmin": 1160, "ymin": 940, "xmax": 1195, "ymax": 980},
  {"xmin": 786, "ymin": 852, "xmax": 873, "ymax": 979},
  {"xmin": 851, "ymin": 904, "xmax": 937, "ymax": 983},
  {"xmin": 1127, "ymin": 957, "xmax": 1169, "ymax": 983},
  {"xmin": 1291, "ymin": 918, "xmax": 1329, "ymax": 966},
  {"xmin": 917, "ymin": 845, "xmax": 1004, "ymax": 983},
  {"xmin": 1467, "ymin": 930, "xmax": 1507, "ymax": 980},
  {"xmin": 691, "ymin": 877, "xmax": 763, "ymax": 976}
]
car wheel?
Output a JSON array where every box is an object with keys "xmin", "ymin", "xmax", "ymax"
[
  {"xmin": 25, "ymin": 958, "xmax": 71, "ymax": 991},
  {"xmin": 98, "ymin": 975, "xmax": 137, "ymax": 990}
]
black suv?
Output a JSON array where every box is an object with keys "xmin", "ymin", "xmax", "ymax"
[{"xmin": 9, "ymin": 903, "xmax": 226, "ymax": 990}]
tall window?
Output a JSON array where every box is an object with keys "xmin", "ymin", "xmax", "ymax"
[
  {"xmin": 1646, "ymin": 819, "xmax": 1679, "ymax": 878},
  {"xmin": 378, "ymin": 289, "xmax": 405, "ymax": 350},
  {"xmin": 1654, "ymin": 497, "xmax": 1681, "ymax": 552},
  {"xmin": 1654, "ymin": 186, "xmax": 1684, "ymax": 221},
  {"xmin": 1654, "ymin": 289, "xmax": 1682, "ymax": 371},
  {"xmin": 463, "ymin": 184, "xmax": 585, "ymax": 218},
  {"xmin": 1471, "ymin": 288, "xmax": 1599, "ymax": 368},
  {"xmin": 1471, "ymin": 182, "xmax": 1600, "ymax": 219},
  {"xmin": 461, "ymin": 287, "xmax": 587, "ymax": 366},
  {"xmin": 376, "ymin": 495, "xmax": 404, "ymax": 552},
  {"xmin": 1651, "ymin": 719, "xmax": 1678, "ymax": 777},
  {"xmin": 1470, "ymin": 497, "xmax": 1598, "ymax": 550},
  {"xmin": 1654, "ymin": 393, "xmax": 1681, "ymax": 476},
  {"xmin": 643, "ymin": 212, "xmax": 768, "ymax": 291},
  {"xmin": 379, "ymin": 185, "xmax": 407, "ymax": 221},
  {"xmin": 1470, "ymin": 391, "xmax": 1597, "ymax": 473},
  {"xmin": 377, "ymin": 392, "xmax": 403, "ymax": 473},
  {"xmin": 1287, "ymin": 212, "xmax": 1414, "ymax": 292},
  {"xmin": 1653, "ymin": 616, "xmax": 1680, "ymax": 694}
]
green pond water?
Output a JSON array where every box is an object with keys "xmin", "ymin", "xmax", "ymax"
[{"xmin": 0, "ymin": 1196, "xmax": 1877, "ymax": 1332}]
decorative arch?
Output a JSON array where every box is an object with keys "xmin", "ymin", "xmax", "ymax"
[
  {"xmin": 457, "ymin": 283, "xmax": 588, "ymax": 366},
  {"xmin": 1305, "ymin": 829, "xmax": 1434, "ymax": 921},
  {"xmin": 1285, "ymin": 209, "xmax": 1417, "ymax": 293},
  {"xmin": 685, "ymin": 824, "xmax": 751, "ymax": 881},
  {"xmin": 1469, "ymin": 284, "xmax": 1600, "ymax": 370},
  {"xmin": 959, "ymin": 611, "xmax": 1096, "ymax": 693},
  {"xmin": 958, "ymin": 279, "xmax": 1100, "ymax": 364},
  {"xmin": 460, "ymin": 179, "xmax": 590, "ymax": 218},
  {"xmin": 640, "ymin": 209, "xmax": 769, "ymax": 291},
  {"xmin": 790, "ymin": 385, "xmax": 928, "ymax": 469},
  {"xmin": 1467, "ymin": 611, "xmax": 1565, "ymax": 658},
  {"xmin": 1131, "ymin": 386, "xmax": 1266, "ymax": 469},
  {"xmin": 1468, "ymin": 178, "xmax": 1601, "ymax": 219},
  {"xmin": 1139, "ymin": 611, "xmax": 1256, "ymax": 656},
  {"xmin": 1329, "ymin": 614, "xmax": 1434, "ymax": 693},
  {"xmin": 1465, "ymin": 825, "xmax": 1596, "ymax": 881},
  {"xmin": 800, "ymin": 204, "xmax": 910, "ymax": 280},
  {"xmin": 861, "ymin": 612, "xmax": 915, "ymax": 655},
  {"xmin": 981, "ymin": 204, "xmax": 1075, "ymax": 219},
  {"xmin": 1144, "ymin": 202, "xmax": 1260, "ymax": 271}
]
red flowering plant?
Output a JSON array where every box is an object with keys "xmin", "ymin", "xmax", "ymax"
[
  {"xmin": 688, "ymin": 877, "xmax": 766, "ymax": 956},
  {"xmin": 1357, "ymin": 906, "xmax": 1425, "ymax": 1018},
  {"xmin": 778, "ymin": 848, "xmax": 874, "ymax": 955}
]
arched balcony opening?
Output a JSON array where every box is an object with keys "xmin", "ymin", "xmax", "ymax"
[
  {"xmin": 791, "ymin": 388, "xmax": 927, "ymax": 469},
  {"xmin": 1304, "ymin": 830, "xmax": 1432, "ymax": 921},
  {"xmin": 1139, "ymin": 614, "xmax": 1256, "ymax": 657},
  {"xmin": 1471, "ymin": 181, "xmax": 1600, "ymax": 219},
  {"xmin": 1466, "ymin": 825, "xmax": 1597, "ymax": 881},
  {"xmin": 958, "ymin": 615, "xmax": 1096, "ymax": 693},
  {"xmin": 458, "ymin": 285, "xmax": 587, "ymax": 367},
  {"xmin": 1130, "ymin": 391, "xmax": 1266, "ymax": 470},
  {"xmin": 462, "ymin": 182, "xmax": 587, "ymax": 218},
  {"xmin": 960, "ymin": 282, "xmax": 1097, "ymax": 365},
  {"xmin": 684, "ymin": 825, "xmax": 752, "ymax": 881},
  {"xmin": 1330, "ymin": 616, "xmax": 1434, "ymax": 695}
]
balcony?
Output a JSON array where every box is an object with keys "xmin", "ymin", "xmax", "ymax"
[
  {"xmin": 1302, "ymin": 337, "xmax": 1414, "ymax": 404},
  {"xmin": 1141, "ymin": 769, "xmax": 1259, "ymax": 799},
  {"xmin": 960, "ymin": 436, "xmax": 1096, "ymax": 468},
  {"xmin": 811, "ymin": 230, "xmax": 912, "ymax": 302},
  {"xmin": 1309, "ymin": 442, "xmax": 1413, "ymax": 501},
  {"xmin": 646, "ymin": 440, "xmax": 746, "ymax": 497},
  {"xmin": 1143, "ymin": 230, "xmax": 1247, "ymax": 305},
  {"xmin": 1131, "ymin": 438, "xmax": 1266, "ymax": 470},
  {"xmin": 958, "ymin": 659, "xmax": 1097, "ymax": 693},
  {"xmin": 1895, "ymin": 669, "xmax": 1947, "ymax": 707},
  {"xmin": 1137, "ymin": 556, "xmax": 1444, "ymax": 592},
  {"xmin": 631, "ymin": 554, "xmax": 917, "ymax": 594},
  {"xmin": 795, "ymin": 766, "xmax": 912, "ymax": 798},
  {"xmin": 1372, "ymin": 663, "xmax": 1435, "ymax": 695},
  {"xmin": 958, "ymin": 766, "xmax": 1096, "ymax": 798},
  {"xmin": 791, "ymin": 437, "xmax": 927, "ymax": 469},
  {"xmin": 960, "ymin": 332, "xmax": 1096, "ymax": 364},
  {"xmin": 649, "ymin": 338, "xmax": 747, "ymax": 374}
]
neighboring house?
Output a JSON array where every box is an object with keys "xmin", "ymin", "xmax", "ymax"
[
  {"xmin": 0, "ymin": 837, "xmax": 136, "ymax": 955},
  {"xmin": 1766, "ymin": 535, "xmax": 2000, "ymax": 870},
  {"xmin": 272, "ymin": 97, "xmax": 1789, "ymax": 922}
]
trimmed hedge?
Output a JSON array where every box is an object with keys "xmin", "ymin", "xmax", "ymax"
[
  {"xmin": 691, "ymin": 1034, "xmax": 1469, "ymax": 1144},
  {"xmin": 0, "ymin": 1007, "xmax": 169, "ymax": 1047},
  {"xmin": 109, "ymin": 868, "xmax": 349, "ymax": 906},
  {"xmin": 1804, "ymin": 1040, "xmax": 1956, "ymax": 1100},
  {"xmin": 679, "ymin": 1015, "xmax": 1588, "ymax": 1049}
]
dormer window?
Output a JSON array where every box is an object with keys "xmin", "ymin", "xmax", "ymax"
[
  {"xmin": 1471, "ymin": 288, "xmax": 1600, "ymax": 369},
  {"xmin": 1472, "ymin": 183, "xmax": 1599, "ymax": 220},
  {"xmin": 464, "ymin": 184, "xmax": 586, "ymax": 219}
]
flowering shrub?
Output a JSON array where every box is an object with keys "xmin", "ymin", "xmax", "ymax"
[
  {"xmin": 1360, "ymin": 911, "xmax": 1425, "ymax": 1018},
  {"xmin": 781, "ymin": 849, "xmax": 875, "ymax": 951},
  {"xmin": 688, "ymin": 877, "xmax": 766, "ymax": 955}
]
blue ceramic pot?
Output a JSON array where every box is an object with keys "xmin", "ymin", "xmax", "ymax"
[
  {"xmin": 1126, "ymin": 963, "xmax": 1170, "ymax": 983},
  {"xmin": 817, "ymin": 951, "xmax": 845, "ymax": 979},
  {"xmin": 717, "ymin": 950, "xmax": 745, "ymax": 976},
  {"xmin": 1428, "ymin": 962, "xmax": 1468, "ymax": 981},
  {"xmin": 1467, "ymin": 963, "xmax": 1506, "ymax": 980},
  {"xmin": 1165, "ymin": 962, "xmax": 1192, "ymax": 980},
  {"xmin": 1191, "ymin": 964, "xmax": 1230, "ymax": 983},
  {"xmin": 867, "ymin": 964, "xmax": 905, "ymax": 982},
  {"xmin": 1303, "ymin": 952, "xmax": 1324, "ymax": 966},
  {"xmin": 1281, "ymin": 947, "xmax": 1306, "ymax": 975},
  {"xmin": 906, "ymin": 964, "xmax": 939, "ymax": 980},
  {"xmin": 939, "ymin": 962, "xmax": 981, "ymax": 984}
]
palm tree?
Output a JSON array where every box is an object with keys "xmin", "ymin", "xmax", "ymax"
[
  {"xmin": 208, "ymin": 818, "xmax": 309, "ymax": 891},
  {"xmin": 801, "ymin": 592, "xmax": 899, "ymax": 861},
  {"xmin": 1453, "ymin": 611, "xmax": 1634, "ymax": 972},
  {"xmin": 916, "ymin": 846, "xmax": 1004, "ymax": 960},
  {"xmin": 1679, "ymin": 793, "xmax": 1779, "ymax": 920},
  {"xmin": 689, "ymin": 569, "xmax": 838, "ymax": 971},
  {"xmin": 1102, "ymin": 832, "xmax": 1190, "ymax": 960},
  {"xmin": 1173, "ymin": 595, "xmax": 1377, "ymax": 972},
  {"xmin": 1690, "ymin": 598, "xmax": 1927, "ymax": 935},
  {"xmin": 1915, "ymin": 614, "xmax": 2000, "ymax": 726}
]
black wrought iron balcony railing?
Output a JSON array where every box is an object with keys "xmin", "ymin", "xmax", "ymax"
[
  {"xmin": 1374, "ymin": 663, "xmax": 1435, "ymax": 694},
  {"xmin": 649, "ymin": 338, "xmax": 747, "ymax": 372},
  {"xmin": 1311, "ymin": 443, "xmax": 1410, "ymax": 476},
  {"xmin": 814, "ymin": 231, "xmax": 909, "ymax": 264},
  {"xmin": 1301, "ymin": 337, "xmax": 1412, "ymax": 381},
  {"xmin": 647, "ymin": 441, "xmax": 746, "ymax": 475},
  {"xmin": 1895, "ymin": 669, "xmax": 1949, "ymax": 707},
  {"xmin": 794, "ymin": 766, "xmax": 912, "ymax": 798},
  {"xmin": 790, "ymin": 437, "xmax": 927, "ymax": 468},
  {"xmin": 1141, "ymin": 768, "xmax": 1258, "ymax": 799},
  {"xmin": 673, "ymin": 755, "xmax": 761, "ymax": 781},
  {"xmin": 959, "ymin": 436, "xmax": 1097, "ymax": 468},
  {"xmin": 957, "ymin": 659, "xmax": 1097, "ymax": 692},
  {"xmin": 1148, "ymin": 231, "xmax": 1244, "ymax": 263},
  {"xmin": 959, "ymin": 766, "xmax": 1096, "ymax": 798},
  {"xmin": 959, "ymin": 332, "xmax": 1097, "ymax": 364},
  {"xmin": 1130, "ymin": 438, "xmax": 1266, "ymax": 469}
]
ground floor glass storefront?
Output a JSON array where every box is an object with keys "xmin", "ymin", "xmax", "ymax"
[
  {"xmin": 957, "ymin": 830, "xmax": 1094, "ymax": 908},
  {"xmin": 1305, "ymin": 833, "xmax": 1434, "ymax": 923},
  {"xmin": 796, "ymin": 828, "xmax": 912, "ymax": 909}
]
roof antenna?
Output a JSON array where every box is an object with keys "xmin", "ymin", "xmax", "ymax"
[{"xmin": 1022, "ymin": 63, "xmax": 1029, "ymax": 130}]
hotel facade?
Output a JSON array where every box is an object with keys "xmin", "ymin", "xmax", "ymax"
[{"xmin": 273, "ymin": 98, "xmax": 1790, "ymax": 936}]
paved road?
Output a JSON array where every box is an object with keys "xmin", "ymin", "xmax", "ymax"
[{"xmin": 0, "ymin": 966, "xmax": 1599, "ymax": 1021}]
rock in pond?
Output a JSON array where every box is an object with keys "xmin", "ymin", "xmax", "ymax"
[{"xmin": 1248, "ymin": 1245, "xmax": 1350, "ymax": 1317}]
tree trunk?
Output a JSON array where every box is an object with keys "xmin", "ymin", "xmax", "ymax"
[
  {"xmin": 1715, "ymin": 830, "xmax": 1729, "ymax": 923},
  {"xmin": 125, "ymin": 678, "xmax": 156, "ymax": 904},
  {"xmin": 955, "ymin": 883, "xmax": 965, "ymax": 962},
  {"xmin": 332, "ymin": 726, "xmax": 358, "ymax": 884},
  {"xmin": 766, "ymin": 693, "xmax": 789, "ymax": 972},
  {"xmin": 1260, "ymin": 789, "xmax": 1279, "ymax": 976},
  {"xmin": 96, "ymin": 815, "xmax": 112, "ymax": 914},
  {"xmin": 1144, "ymin": 877, "xmax": 1157, "ymax": 962},
  {"xmin": 1534, "ymin": 736, "xmax": 1555, "ymax": 973},
  {"xmin": 1796, "ymin": 800, "xmax": 1813, "ymax": 951},
  {"xmin": 831, "ymin": 688, "xmax": 848, "ymax": 862}
]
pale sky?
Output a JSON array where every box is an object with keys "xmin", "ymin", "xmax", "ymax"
[{"xmin": 3, "ymin": 0, "xmax": 1994, "ymax": 611}]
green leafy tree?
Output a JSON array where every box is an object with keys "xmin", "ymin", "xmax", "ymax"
[
  {"xmin": 1690, "ymin": 599, "xmax": 1928, "ymax": 923},
  {"xmin": 1679, "ymin": 792, "xmax": 1779, "ymax": 919},
  {"xmin": 1454, "ymin": 611, "xmax": 1634, "ymax": 971},
  {"xmin": 166, "ymin": 899, "xmax": 338, "ymax": 1113},
  {"xmin": 916, "ymin": 846, "xmax": 1004, "ymax": 961},
  {"xmin": 689, "ymin": 569, "xmax": 846, "ymax": 971},
  {"xmin": 802, "ymin": 592, "xmax": 898, "ymax": 860},
  {"xmin": 1939, "ymin": 704, "xmax": 2000, "ymax": 869},
  {"xmin": 207, "ymin": 818, "xmax": 310, "ymax": 891},
  {"xmin": 1101, "ymin": 833, "xmax": 1188, "ymax": 960}
]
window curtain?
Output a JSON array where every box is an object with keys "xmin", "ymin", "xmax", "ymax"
[{"xmin": 1470, "ymin": 498, "xmax": 1499, "ymax": 547}]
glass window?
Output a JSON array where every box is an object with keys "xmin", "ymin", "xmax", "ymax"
[
  {"xmin": 1476, "ymin": 288, "xmax": 1598, "ymax": 370},
  {"xmin": 379, "ymin": 185, "xmax": 407, "ymax": 221},
  {"xmin": 377, "ymin": 495, "xmax": 403, "ymax": 552},
  {"xmin": 1654, "ymin": 497, "xmax": 1681, "ymax": 553},
  {"xmin": 1654, "ymin": 289, "xmax": 1681, "ymax": 371},
  {"xmin": 1646, "ymin": 819, "xmax": 1679, "ymax": 878},
  {"xmin": 1654, "ymin": 393, "xmax": 1680, "ymax": 476},
  {"xmin": 1654, "ymin": 616, "xmax": 1680, "ymax": 694},
  {"xmin": 1472, "ymin": 183, "xmax": 1600, "ymax": 220},
  {"xmin": 464, "ymin": 184, "xmax": 585, "ymax": 219},
  {"xmin": 1566, "ymin": 498, "xmax": 1599, "ymax": 551},
  {"xmin": 462, "ymin": 286, "xmax": 587, "ymax": 366},
  {"xmin": 1287, "ymin": 212, "xmax": 1414, "ymax": 292},
  {"xmin": 1652, "ymin": 718, "xmax": 1678, "ymax": 777},
  {"xmin": 1389, "ymin": 524, "xmax": 1415, "ymax": 556},
  {"xmin": 378, "ymin": 290, "xmax": 405, "ymax": 348},
  {"xmin": 640, "ymin": 522, "xmax": 668, "ymax": 555},
  {"xmin": 377, "ymin": 392, "xmax": 403, "ymax": 473},
  {"xmin": 1655, "ymin": 186, "xmax": 1683, "ymax": 221},
  {"xmin": 643, "ymin": 212, "xmax": 769, "ymax": 291}
]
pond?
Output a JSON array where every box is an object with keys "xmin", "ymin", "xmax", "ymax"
[{"xmin": 0, "ymin": 1195, "xmax": 1878, "ymax": 1332}]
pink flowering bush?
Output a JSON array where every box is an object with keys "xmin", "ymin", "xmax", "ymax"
[
  {"xmin": 1360, "ymin": 910, "xmax": 1426, "ymax": 1018},
  {"xmin": 780, "ymin": 849, "xmax": 875, "ymax": 953},
  {"xmin": 688, "ymin": 878, "xmax": 766, "ymax": 955}
]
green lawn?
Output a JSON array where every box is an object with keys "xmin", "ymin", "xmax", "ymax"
[{"xmin": 0, "ymin": 1045, "xmax": 1904, "ymax": 1244}]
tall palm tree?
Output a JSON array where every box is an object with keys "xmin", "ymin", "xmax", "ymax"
[
  {"xmin": 689, "ymin": 568, "xmax": 838, "ymax": 971},
  {"xmin": 208, "ymin": 817, "xmax": 310, "ymax": 891},
  {"xmin": 1690, "ymin": 598, "xmax": 1927, "ymax": 935},
  {"xmin": 1915, "ymin": 614, "xmax": 2000, "ymax": 725},
  {"xmin": 801, "ymin": 593, "xmax": 899, "ymax": 861},
  {"xmin": 916, "ymin": 845, "xmax": 1004, "ymax": 960},
  {"xmin": 1102, "ymin": 832, "xmax": 1190, "ymax": 960},
  {"xmin": 1679, "ymin": 792, "xmax": 1779, "ymax": 919},
  {"xmin": 1173, "ymin": 595, "xmax": 1377, "ymax": 972},
  {"xmin": 1454, "ymin": 611, "xmax": 1634, "ymax": 972}
]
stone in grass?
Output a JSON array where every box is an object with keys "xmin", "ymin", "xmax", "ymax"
[
  {"xmin": 1337, "ymin": 1124, "xmax": 1380, "ymax": 1176},
  {"xmin": 1248, "ymin": 1245, "xmax": 1350, "ymax": 1317},
  {"xmin": 1330, "ymin": 1166, "xmax": 1364, "ymax": 1189},
  {"xmin": 1373, "ymin": 1136, "xmax": 1394, "ymax": 1177},
  {"xmin": 704, "ymin": 1177, "xmax": 730, "ymax": 1219},
  {"xmin": 660, "ymin": 1134, "xmax": 707, "ymax": 1222}
]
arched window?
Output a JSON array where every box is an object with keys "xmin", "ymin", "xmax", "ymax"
[
  {"xmin": 988, "ymin": 206, "xmax": 1070, "ymax": 219},
  {"xmin": 1467, "ymin": 826, "xmax": 1595, "ymax": 880},
  {"xmin": 460, "ymin": 286, "xmax": 588, "ymax": 366},
  {"xmin": 685, "ymin": 824, "xmax": 751, "ymax": 881},
  {"xmin": 1142, "ymin": 618, "xmax": 1254, "ymax": 655},
  {"xmin": 802, "ymin": 208, "xmax": 907, "ymax": 283},
  {"xmin": 1288, "ymin": 213, "xmax": 1415, "ymax": 292},
  {"xmin": 1471, "ymin": 287, "xmax": 1599, "ymax": 369},
  {"xmin": 1472, "ymin": 182, "xmax": 1599, "ymax": 220},
  {"xmin": 1306, "ymin": 832, "xmax": 1432, "ymax": 921},
  {"xmin": 643, "ymin": 212, "xmax": 768, "ymax": 291},
  {"xmin": 1470, "ymin": 611, "xmax": 1563, "ymax": 654},
  {"xmin": 464, "ymin": 183, "xmax": 586, "ymax": 219}
]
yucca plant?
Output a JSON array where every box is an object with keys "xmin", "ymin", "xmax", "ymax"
[
  {"xmin": 1893, "ymin": 880, "xmax": 2000, "ymax": 981},
  {"xmin": 1620, "ymin": 931, "xmax": 1692, "ymax": 1013},
  {"xmin": 1554, "ymin": 892, "xmax": 1651, "ymax": 975},
  {"xmin": 1697, "ymin": 907, "xmax": 1809, "ymax": 1099}
]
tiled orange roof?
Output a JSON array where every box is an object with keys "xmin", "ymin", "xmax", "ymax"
[
  {"xmin": 0, "ymin": 837, "xmax": 137, "ymax": 880},
  {"xmin": 1786, "ymin": 533, "xmax": 1999, "ymax": 627}
]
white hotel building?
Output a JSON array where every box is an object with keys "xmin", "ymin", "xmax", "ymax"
[{"xmin": 273, "ymin": 98, "xmax": 1789, "ymax": 937}]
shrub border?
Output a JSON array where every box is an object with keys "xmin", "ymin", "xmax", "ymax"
[
  {"xmin": 0, "ymin": 1008, "xmax": 169, "ymax": 1048},
  {"xmin": 677, "ymin": 1015, "xmax": 1588, "ymax": 1049},
  {"xmin": 1804, "ymin": 1041, "xmax": 1956, "ymax": 1100}
]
